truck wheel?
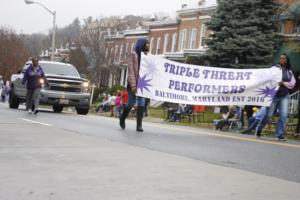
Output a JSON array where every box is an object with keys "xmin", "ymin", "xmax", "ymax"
[
  {"xmin": 9, "ymin": 89, "xmax": 20, "ymax": 109},
  {"xmin": 76, "ymin": 107, "xmax": 89, "ymax": 115},
  {"xmin": 53, "ymin": 105, "xmax": 63, "ymax": 113}
]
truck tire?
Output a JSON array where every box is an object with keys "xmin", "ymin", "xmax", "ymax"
[
  {"xmin": 76, "ymin": 107, "xmax": 89, "ymax": 115},
  {"xmin": 9, "ymin": 89, "xmax": 20, "ymax": 109},
  {"xmin": 53, "ymin": 105, "xmax": 63, "ymax": 113}
]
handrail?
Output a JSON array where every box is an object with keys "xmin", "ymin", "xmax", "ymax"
[{"xmin": 289, "ymin": 91, "xmax": 300, "ymax": 115}]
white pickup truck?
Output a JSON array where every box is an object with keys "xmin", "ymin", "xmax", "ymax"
[{"xmin": 9, "ymin": 61, "xmax": 91, "ymax": 115}]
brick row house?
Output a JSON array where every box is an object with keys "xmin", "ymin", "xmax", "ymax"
[
  {"xmin": 147, "ymin": 19, "xmax": 179, "ymax": 57},
  {"xmin": 104, "ymin": 1, "xmax": 216, "ymax": 87},
  {"xmin": 105, "ymin": 28, "xmax": 149, "ymax": 88},
  {"xmin": 95, "ymin": 0, "xmax": 300, "ymax": 88},
  {"xmin": 165, "ymin": 4, "xmax": 216, "ymax": 63},
  {"xmin": 276, "ymin": 0, "xmax": 300, "ymax": 72}
]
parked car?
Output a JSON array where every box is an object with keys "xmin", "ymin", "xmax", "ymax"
[{"xmin": 9, "ymin": 61, "xmax": 91, "ymax": 115}]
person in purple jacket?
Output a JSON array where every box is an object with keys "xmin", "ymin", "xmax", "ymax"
[{"xmin": 22, "ymin": 57, "xmax": 48, "ymax": 114}]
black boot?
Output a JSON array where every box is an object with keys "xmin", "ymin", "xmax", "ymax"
[
  {"xmin": 119, "ymin": 107, "xmax": 130, "ymax": 129},
  {"xmin": 136, "ymin": 106, "xmax": 144, "ymax": 132}
]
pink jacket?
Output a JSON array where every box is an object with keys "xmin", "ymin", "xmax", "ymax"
[
  {"xmin": 115, "ymin": 96, "xmax": 121, "ymax": 106},
  {"xmin": 127, "ymin": 52, "xmax": 139, "ymax": 91},
  {"xmin": 283, "ymin": 70, "xmax": 296, "ymax": 89}
]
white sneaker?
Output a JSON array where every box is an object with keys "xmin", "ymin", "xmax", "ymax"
[{"xmin": 28, "ymin": 110, "xmax": 32, "ymax": 114}]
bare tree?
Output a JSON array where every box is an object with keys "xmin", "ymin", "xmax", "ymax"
[
  {"xmin": 79, "ymin": 15, "xmax": 147, "ymax": 87},
  {"xmin": 80, "ymin": 17, "xmax": 107, "ymax": 87},
  {"xmin": 23, "ymin": 33, "xmax": 49, "ymax": 56},
  {"xmin": 69, "ymin": 43, "xmax": 89, "ymax": 77},
  {"xmin": 79, "ymin": 16, "xmax": 127, "ymax": 87},
  {"xmin": 0, "ymin": 27, "xmax": 28, "ymax": 81}
]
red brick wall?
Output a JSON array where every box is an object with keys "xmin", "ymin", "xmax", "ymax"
[
  {"xmin": 178, "ymin": 14, "xmax": 212, "ymax": 50},
  {"xmin": 149, "ymin": 24, "xmax": 179, "ymax": 54},
  {"xmin": 279, "ymin": 0, "xmax": 298, "ymax": 6},
  {"xmin": 278, "ymin": 0, "xmax": 299, "ymax": 34}
]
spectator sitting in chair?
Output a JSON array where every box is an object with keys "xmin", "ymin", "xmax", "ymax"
[
  {"xmin": 182, "ymin": 104, "xmax": 194, "ymax": 122},
  {"xmin": 241, "ymin": 107, "xmax": 267, "ymax": 134},
  {"xmin": 215, "ymin": 106, "xmax": 236, "ymax": 131},
  {"xmin": 108, "ymin": 94, "xmax": 117, "ymax": 117},
  {"xmin": 183, "ymin": 104, "xmax": 194, "ymax": 115},
  {"xmin": 96, "ymin": 94, "xmax": 110, "ymax": 112},
  {"xmin": 1, "ymin": 84, "xmax": 8, "ymax": 103},
  {"xmin": 169, "ymin": 104, "xmax": 185, "ymax": 122}
]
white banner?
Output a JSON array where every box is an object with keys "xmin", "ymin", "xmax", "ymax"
[{"xmin": 136, "ymin": 54, "xmax": 282, "ymax": 106}]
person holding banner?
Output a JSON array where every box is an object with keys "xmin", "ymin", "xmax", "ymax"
[
  {"xmin": 119, "ymin": 38, "xmax": 150, "ymax": 132},
  {"xmin": 215, "ymin": 106, "xmax": 236, "ymax": 131},
  {"xmin": 255, "ymin": 54, "xmax": 296, "ymax": 141}
]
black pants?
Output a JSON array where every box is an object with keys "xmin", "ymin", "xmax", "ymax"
[{"xmin": 26, "ymin": 88, "xmax": 41, "ymax": 111}]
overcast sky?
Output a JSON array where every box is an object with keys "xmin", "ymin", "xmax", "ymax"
[{"xmin": 0, "ymin": 0, "xmax": 216, "ymax": 34}]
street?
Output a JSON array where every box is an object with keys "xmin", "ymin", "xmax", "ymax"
[{"xmin": 0, "ymin": 103, "xmax": 300, "ymax": 200}]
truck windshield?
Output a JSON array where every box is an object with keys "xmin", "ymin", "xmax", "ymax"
[{"xmin": 40, "ymin": 63, "xmax": 80, "ymax": 77}]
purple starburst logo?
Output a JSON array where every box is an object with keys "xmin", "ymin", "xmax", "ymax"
[
  {"xmin": 141, "ymin": 55, "xmax": 159, "ymax": 78},
  {"xmin": 137, "ymin": 74, "xmax": 152, "ymax": 94},
  {"xmin": 256, "ymin": 86, "xmax": 277, "ymax": 98}
]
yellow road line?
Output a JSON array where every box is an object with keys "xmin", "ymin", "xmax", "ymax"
[{"xmin": 146, "ymin": 123, "xmax": 300, "ymax": 149}]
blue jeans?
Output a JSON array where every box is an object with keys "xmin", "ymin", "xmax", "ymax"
[
  {"xmin": 248, "ymin": 117, "xmax": 255, "ymax": 128},
  {"xmin": 256, "ymin": 95, "xmax": 289, "ymax": 137},
  {"xmin": 247, "ymin": 119, "xmax": 260, "ymax": 131},
  {"xmin": 126, "ymin": 84, "xmax": 145, "ymax": 109}
]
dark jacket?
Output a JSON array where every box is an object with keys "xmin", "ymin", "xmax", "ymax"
[
  {"xmin": 275, "ymin": 66, "xmax": 295, "ymax": 97},
  {"xmin": 22, "ymin": 64, "xmax": 46, "ymax": 90}
]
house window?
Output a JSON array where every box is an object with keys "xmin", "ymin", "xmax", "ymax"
[
  {"xmin": 110, "ymin": 47, "xmax": 114, "ymax": 62},
  {"xmin": 190, "ymin": 29, "xmax": 197, "ymax": 49},
  {"xmin": 105, "ymin": 48, "xmax": 108, "ymax": 59},
  {"xmin": 150, "ymin": 37, "xmax": 154, "ymax": 54},
  {"xmin": 156, "ymin": 37, "xmax": 161, "ymax": 55},
  {"xmin": 279, "ymin": 21, "xmax": 285, "ymax": 34},
  {"xmin": 119, "ymin": 45, "xmax": 123, "ymax": 62},
  {"xmin": 200, "ymin": 24, "xmax": 206, "ymax": 48},
  {"xmin": 131, "ymin": 42, "xmax": 135, "ymax": 53},
  {"xmin": 163, "ymin": 34, "xmax": 169, "ymax": 53},
  {"xmin": 179, "ymin": 30, "xmax": 183, "ymax": 50},
  {"xmin": 125, "ymin": 43, "xmax": 129, "ymax": 60},
  {"xmin": 182, "ymin": 29, "xmax": 187, "ymax": 49},
  {"xmin": 171, "ymin": 33, "xmax": 177, "ymax": 52},
  {"xmin": 295, "ymin": 19, "xmax": 300, "ymax": 33},
  {"xmin": 114, "ymin": 45, "xmax": 118, "ymax": 61}
]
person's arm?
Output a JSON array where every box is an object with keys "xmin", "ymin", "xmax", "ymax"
[
  {"xmin": 282, "ymin": 71, "xmax": 296, "ymax": 89},
  {"xmin": 22, "ymin": 68, "xmax": 29, "ymax": 86}
]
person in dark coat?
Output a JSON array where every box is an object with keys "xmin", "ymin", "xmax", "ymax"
[{"xmin": 119, "ymin": 38, "xmax": 150, "ymax": 132}]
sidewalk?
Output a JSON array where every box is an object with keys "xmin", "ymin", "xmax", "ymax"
[
  {"xmin": 93, "ymin": 111, "xmax": 300, "ymax": 141},
  {"xmin": 0, "ymin": 116, "xmax": 299, "ymax": 200}
]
